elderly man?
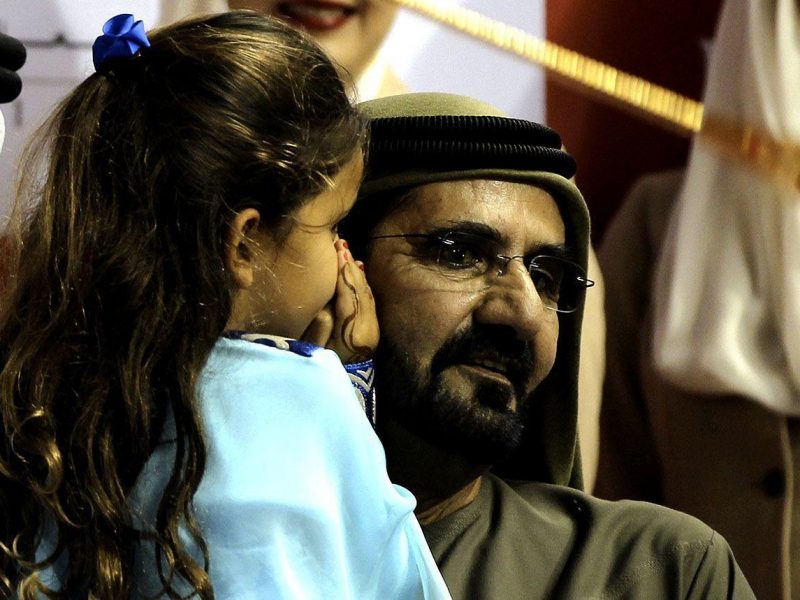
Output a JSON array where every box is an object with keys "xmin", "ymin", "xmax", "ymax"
[
  {"xmin": 164, "ymin": 1, "xmax": 606, "ymax": 491},
  {"xmin": 341, "ymin": 92, "xmax": 754, "ymax": 599}
]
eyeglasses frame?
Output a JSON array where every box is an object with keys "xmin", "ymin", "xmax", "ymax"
[{"xmin": 368, "ymin": 231, "xmax": 594, "ymax": 313}]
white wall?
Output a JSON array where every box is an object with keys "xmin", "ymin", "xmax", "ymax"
[
  {"xmin": 382, "ymin": 1, "xmax": 545, "ymax": 122},
  {"xmin": 0, "ymin": 1, "xmax": 162, "ymax": 221}
]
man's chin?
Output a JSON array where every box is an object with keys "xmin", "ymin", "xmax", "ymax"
[
  {"xmin": 389, "ymin": 375, "xmax": 525, "ymax": 465},
  {"xmin": 440, "ymin": 365, "xmax": 521, "ymax": 413},
  {"xmin": 374, "ymin": 338, "xmax": 527, "ymax": 466}
]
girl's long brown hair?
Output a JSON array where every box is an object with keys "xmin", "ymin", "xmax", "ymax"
[{"xmin": 0, "ymin": 11, "xmax": 364, "ymax": 598}]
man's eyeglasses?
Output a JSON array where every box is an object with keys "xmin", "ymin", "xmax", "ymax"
[{"xmin": 369, "ymin": 230, "xmax": 594, "ymax": 313}]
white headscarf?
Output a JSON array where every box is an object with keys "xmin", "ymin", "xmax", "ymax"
[
  {"xmin": 0, "ymin": 109, "xmax": 5, "ymax": 154},
  {"xmin": 652, "ymin": 0, "xmax": 800, "ymax": 414}
]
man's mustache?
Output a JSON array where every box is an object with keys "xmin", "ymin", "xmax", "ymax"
[{"xmin": 429, "ymin": 324, "xmax": 535, "ymax": 399}]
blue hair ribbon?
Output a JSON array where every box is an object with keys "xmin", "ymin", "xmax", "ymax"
[{"xmin": 92, "ymin": 14, "xmax": 150, "ymax": 72}]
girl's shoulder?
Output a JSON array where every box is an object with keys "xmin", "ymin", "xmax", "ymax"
[
  {"xmin": 218, "ymin": 331, "xmax": 377, "ymax": 429},
  {"xmin": 212, "ymin": 331, "xmax": 342, "ymax": 376},
  {"xmin": 201, "ymin": 332, "xmax": 356, "ymax": 420}
]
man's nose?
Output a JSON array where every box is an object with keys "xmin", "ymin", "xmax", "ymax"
[{"xmin": 473, "ymin": 259, "xmax": 550, "ymax": 341}]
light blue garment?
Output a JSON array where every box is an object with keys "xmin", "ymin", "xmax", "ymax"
[{"xmin": 129, "ymin": 337, "xmax": 450, "ymax": 599}]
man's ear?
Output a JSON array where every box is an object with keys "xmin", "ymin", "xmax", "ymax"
[{"xmin": 225, "ymin": 208, "xmax": 261, "ymax": 289}]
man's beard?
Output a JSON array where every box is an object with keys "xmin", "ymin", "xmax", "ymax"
[{"xmin": 374, "ymin": 324, "xmax": 535, "ymax": 465}]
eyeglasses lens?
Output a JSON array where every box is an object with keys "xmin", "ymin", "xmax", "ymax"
[{"xmin": 434, "ymin": 232, "xmax": 587, "ymax": 313}]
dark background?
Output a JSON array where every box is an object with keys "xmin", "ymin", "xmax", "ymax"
[{"xmin": 546, "ymin": 0, "xmax": 723, "ymax": 242}]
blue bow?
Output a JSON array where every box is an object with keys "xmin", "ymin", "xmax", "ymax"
[{"xmin": 92, "ymin": 14, "xmax": 150, "ymax": 72}]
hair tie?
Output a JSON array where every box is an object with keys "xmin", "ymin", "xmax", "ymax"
[{"xmin": 92, "ymin": 14, "xmax": 151, "ymax": 73}]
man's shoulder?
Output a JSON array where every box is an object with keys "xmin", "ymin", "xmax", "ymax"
[
  {"xmin": 449, "ymin": 475, "xmax": 757, "ymax": 599},
  {"xmin": 507, "ymin": 475, "xmax": 715, "ymax": 543}
]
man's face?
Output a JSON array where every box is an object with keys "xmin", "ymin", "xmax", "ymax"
[
  {"xmin": 365, "ymin": 179, "xmax": 565, "ymax": 463},
  {"xmin": 228, "ymin": 1, "xmax": 399, "ymax": 82}
]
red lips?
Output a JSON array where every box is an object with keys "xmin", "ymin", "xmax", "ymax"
[{"xmin": 277, "ymin": 1, "xmax": 358, "ymax": 32}]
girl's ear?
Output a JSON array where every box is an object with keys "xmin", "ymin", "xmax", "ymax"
[{"xmin": 225, "ymin": 208, "xmax": 261, "ymax": 289}]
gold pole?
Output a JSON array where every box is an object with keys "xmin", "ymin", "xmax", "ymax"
[
  {"xmin": 385, "ymin": 0, "xmax": 704, "ymax": 134},
  {"xmin": 386, "ymin": 0, "xmax": 800, "ymax": 192}
]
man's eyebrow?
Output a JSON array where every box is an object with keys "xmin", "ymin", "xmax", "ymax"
[
  {"xmin": 533, "ymin": 243, "xmax": 576, "ymax": 262},
  {"xmin": 429, "ymin": 221, "xmax": 576, "ymax": 261},
  {"xmin": 430, "ymin": 221, "xmax": 504, "ymax": 242}
]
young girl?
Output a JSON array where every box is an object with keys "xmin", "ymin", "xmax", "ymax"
[{"xmin": 0, "ymin": 12, "xmax": 449, "ymax": 599}]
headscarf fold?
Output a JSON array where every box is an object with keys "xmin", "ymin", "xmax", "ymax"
[{"xmin": 653, "ymin": 0, "xmax": 800, "ymax": 414}]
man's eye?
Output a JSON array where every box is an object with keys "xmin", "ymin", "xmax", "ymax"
[
  {"xmin": 530, "ymin": 265, "xmax": 562, "ymax": 303},
  {"xmin": 438, "ymin": 238, "xmax": 485, "ymax": 270}
]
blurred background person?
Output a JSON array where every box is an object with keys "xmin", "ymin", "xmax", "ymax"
[
  {"xmin": 165, "ymin": 0, "xmax": 404, "ymax": 98},
  {"xmin": 159, "ymin": 1, "xmax": 546, "ymax": 114},
  {"xmin": 596, "ymin": 1, "xmax": 800, "ymax": 598}
]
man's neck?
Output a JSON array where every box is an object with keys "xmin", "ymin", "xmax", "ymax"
[{"xmin": 379, "ymin": 418, "xmax": 490, "ymax": 525}]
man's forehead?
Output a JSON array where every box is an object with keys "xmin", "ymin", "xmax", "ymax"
[{"xmin": 383, "ymin": 178, "xmax": 566, "ymax": 242}]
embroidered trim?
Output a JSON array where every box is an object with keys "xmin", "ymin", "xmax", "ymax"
[
  {"xmin": 345, "ymin": 361, "xmax": 377, "ymax": 428},
  {"xmin": 222, "ymin": 331, "xmax": 321, "ymax": 358}
]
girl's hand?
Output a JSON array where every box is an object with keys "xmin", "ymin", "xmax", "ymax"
[{"xmin": 301, "ymin": 239, "xmax": 379, "ymax": 363}]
